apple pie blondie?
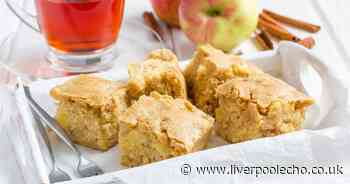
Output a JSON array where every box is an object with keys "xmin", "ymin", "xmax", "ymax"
[
  {"xmin": 215, "ymin": 73, "xmax": 315, "ymax": 143},
  {"xmin": 147, "ymin": 49, "xmax": 178, "ymax": 64},
  {"xmin": 184, "ymin": 44, "xmax": 263, "ymax": 116},
  {"xmin": 50, "ymin": 75, "xmax": 130, "ymax": 151},
  {"xmin": 127, "ymin": 49, "xmax": 187, "ymax": 100},
  {"xmin": 119, "ymin": 92, "xmax": 214, "ymax": 167}
]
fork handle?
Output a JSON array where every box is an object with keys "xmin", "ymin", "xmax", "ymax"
[
  {"xmin": 31, "ymin": 107, "xmax": 56, "ymax": 166},
  {"xmin": 23, "ymin": 87, "xmax": 81, "ymax": 156}
]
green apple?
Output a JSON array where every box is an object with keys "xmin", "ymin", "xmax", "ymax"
[{"xmin": 179, "ymin": 0, "xmax": 258, "ymax": 52}]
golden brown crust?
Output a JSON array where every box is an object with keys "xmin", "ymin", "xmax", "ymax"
[
  {"xmin": 50, "ymin": 75, "xmax": 125, "ymax": 108},
  {"xmin": 184, "ymin": 44, "xmax": 263, "ymax": 115},
  {"xmin": 215, "ymin": 73, "xmax": 314, "ymax": 143},
  {"xmin": 147, "ymin": 49, "xmax": 178, "ymax": 64},
  {"xmin": 119, "ymin": 92, "xmax": 214, "ymax": 167},
  {"xmin": 51, "ymin": 75, "xmax": 130, "ymax": 151},
  {"xmin": 216, "ymin": 73, "xmax": 315, "ymax": 110},
  {"xmin": 184, "ymin": 44, "xmax": 224, "ymax": 89},
  {"xmin": 127, "ymin": 50, "xmax": 187, "ymax": 100}
]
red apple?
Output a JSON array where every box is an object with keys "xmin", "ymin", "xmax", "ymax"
[
  {"xmin": 179, "ymin": 0, "xmax": 258, "ymax": 52},
  {"xmin": 150, "ymin": 0, "xmax": 181, "ymax": 27}
]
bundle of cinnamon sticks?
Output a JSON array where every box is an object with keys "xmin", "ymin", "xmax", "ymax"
[{"xmin": 256, "ymin": 9, "xmax": 320, "ymax": 50}]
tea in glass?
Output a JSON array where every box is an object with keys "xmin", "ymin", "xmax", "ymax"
[{"xmin": 31, "ymin": 0, "xmax": 125, "ymax": 72}]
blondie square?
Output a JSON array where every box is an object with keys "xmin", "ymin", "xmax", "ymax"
[
  {"xmin": 127, "ymin": 49, "xmax": 187, "ymax": 100},
  {"xmin": 215, "ymin": 73, "xmax": 315, "ymax": 143},
  {"xmin": 50, "ymin": 75, "xmax": 130, "ymax": 151},
  {"xmin": 184, "ymin": 44, "xmax": 263, "ymax": 116},
  {"xmin": 119, "ymin": 92, "xmax": 214, "ymax": 167}
]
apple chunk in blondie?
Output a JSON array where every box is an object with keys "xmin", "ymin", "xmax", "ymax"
[
  {"xmin": 127, "ymin": 49, "xmax": 187, "ymax": 100},
  {"xmin": 50, "ymin": 75, "xmax": 130, "ymax": 151},
  {"xmin": 215, "ymin": 73, "xmax": 315, "ymax": 143},
  {"xmin": 184, "ymin": 44, "xmax": 263, "ymax": 116},
  {"xmin": 119, "ymin": 92, "xmax": 214, "ymax": 167}
]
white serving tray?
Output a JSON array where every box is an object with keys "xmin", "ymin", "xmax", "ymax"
[{"xmin": 14, "ymin": 42, "xmax": 348, "ymax": 184}]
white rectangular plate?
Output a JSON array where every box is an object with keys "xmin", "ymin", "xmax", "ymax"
[{"xmin": 15, "ymin": 42, "xmax": 348, "ymax": 184}]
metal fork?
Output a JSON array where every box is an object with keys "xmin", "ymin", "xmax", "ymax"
[
  {"xmin": 22, "ymin": 85, "xmax": 104, "ymax": 177},
  {"xmin": 31, "ymin": 108, "xmax": 71, "ymax": 183}
]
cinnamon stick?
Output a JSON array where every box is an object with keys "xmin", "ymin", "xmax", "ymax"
[
  {"xmin": 259, "ymin": 12, "xmax": 287, "ymax": 32},
  {"xmin": 255, "ymin": 34, "xmax": 270, "ymax": 51},
  {"xmin": 259, "ymin": 29, "xmax": 274, "ymax": 50},
  {"xmin": 143, "ymin": 11, "xmax": 164, "ymax": 40},
  {"xmin": 255, "ymin": 29, "xmax": 274, "ymax": 51},
  {"xmin": 263, "ymin": 9, "xmax": 321, "ymax": 33},
  {"xmin": 258, "ymin": 18, "xmax": 299, "ymax": 41},
  {"xmin": 298, "ymin": 37, "xmax": 315, "ymax": 49}
]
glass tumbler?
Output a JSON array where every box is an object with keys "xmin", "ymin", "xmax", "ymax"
[{"xmin": 6, "ymin": 0, "xmax": 125, "ymax": 73}]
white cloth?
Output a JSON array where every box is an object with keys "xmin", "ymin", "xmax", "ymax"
[{"xmin": 0, "ymin": 88, "xmax": 26, "ymax": 184}]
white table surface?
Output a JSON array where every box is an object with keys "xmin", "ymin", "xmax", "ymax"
[{"xmin": 0, "ymin": 0, "xmax": 349, "ymax": 183}]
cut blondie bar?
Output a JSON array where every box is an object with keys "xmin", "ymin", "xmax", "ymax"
[
  {"xmin": 50, "ymin": 75, "xmax": 130, "ymax": 151},
  {"xmin": 215, "ymin": 73, "xmax": 315, "ymax": 143},
  {"xmin": 185, "ymin": 44, "xmax": 263, "ymax": 116},
  {"xmin": 127, "ymin": 49, "xmax": 187, "ymax": 100},
  {"xmin": 119, "ymin": 92, "xmax": 214, "ymax": 167}
]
